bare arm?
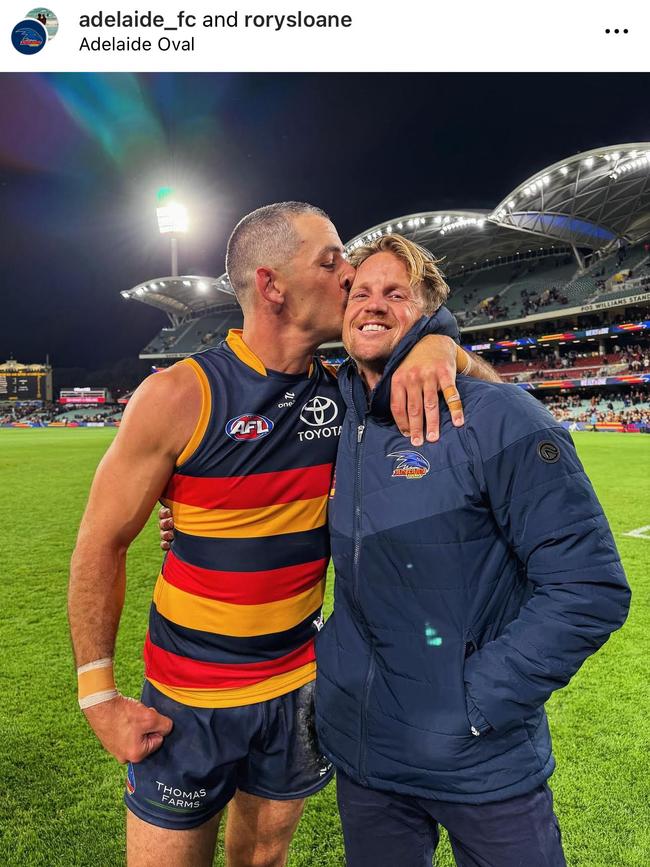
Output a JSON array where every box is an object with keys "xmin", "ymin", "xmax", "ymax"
[
  {"xmin": 464, "ymin": 350, "xmax": 502, "ymax": 383},
  {"xmin": 68, "ymin": 363, "xmax": 201, "ymax": 762}
]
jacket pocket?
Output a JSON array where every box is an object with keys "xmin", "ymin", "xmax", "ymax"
[{"xmin": 462, "ymin": 628, "xmax": 492, "ymax": 736}]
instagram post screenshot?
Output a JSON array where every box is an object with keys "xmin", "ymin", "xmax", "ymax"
[{"xmin": 0, "ymin": 2, "xmax": 648, "ymax": 865}]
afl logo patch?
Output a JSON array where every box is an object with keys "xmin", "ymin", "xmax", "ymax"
[
  {"xmin": 537, "ymin": 441, "xmax": 560, "ymax": 463},
  {"xmin": 225, "ymin": 414, "xmax": 274, "ymax": 441},
  {"xmin": 126, "ymin": 763, "xmax": 136, "ymax": 795}
]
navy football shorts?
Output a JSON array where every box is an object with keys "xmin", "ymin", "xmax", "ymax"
[{"xmin": 124, "ymin": 679, "xmax": 334, "ymax": 830}]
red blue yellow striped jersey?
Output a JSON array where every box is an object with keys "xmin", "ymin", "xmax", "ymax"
[{"xmin": 143, "ymin": 330, "xmax": 343, "ymax": 707}]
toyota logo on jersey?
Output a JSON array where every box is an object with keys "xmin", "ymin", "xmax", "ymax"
[
  {"xmin": 300, "ymin": 396, "xmax": 339, "ymax": 427},
  {"xmin": 225, "ymin": 414, "xmax": 274, "ymax": 441}
]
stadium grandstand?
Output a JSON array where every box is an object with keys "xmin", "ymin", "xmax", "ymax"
[
  {"xmin": 123, "ymin": 143, "xmax": 650, "ymax": 432},
  {"xmin": 0, "ymin": 373, "xmax": 124, "ymax": 428}
]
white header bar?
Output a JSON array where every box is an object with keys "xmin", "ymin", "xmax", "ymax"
[{"xmin": 1, "ymin": 0, "xmax": 648, "ymax": 72}]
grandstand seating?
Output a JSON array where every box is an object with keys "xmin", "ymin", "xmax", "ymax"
[
  {"xmin": 495, "ymin": 260, "xmax": 577, "ymax": 319},
  {"xmin": 595, "ymin": 245, "xmax": 648, "ymax": 280},
  {"xmin": 493, "ymin": 354, "xmax": 626, "ymax": 380},
  {"xmin": 544, "ymin": 397, "xmax": 650, "ymax": 420},
  {"xmin": 54, "ymin": 406, "xmax": 122, "ymax": 421},
  {"xmin": 564, "ymin": 247, "xmax": 650, "ymax": 305},
  {"xmin": 447, "ymin": 262, "xmax": 515, "ymax": 313},
  {"xmin": 593, "ymin": 280, "xmax": 650, "ymax": 304},
  {"xmin": 448, "ymin": 242, "xmax": 649, "ymax": 327},
  {"xmin": 561, "ymin": 275, "xmax": 597, "ymax": 305},
  {"xmin": 142, "ymin": 309, "xmax": 243, "ymax": 357}
]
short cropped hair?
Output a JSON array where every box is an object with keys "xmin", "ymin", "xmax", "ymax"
[
  {"xmin": 226, "ymin": 202, "xmax": 329, "ymax": 308},
  {"xmin": 348, "ymin": 234, "xmax": 449, "ymax": 314}
]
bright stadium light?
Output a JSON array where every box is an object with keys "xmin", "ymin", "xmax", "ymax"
[
  {"xmin": 560, "ymin": 166, "xmax": 569, "ymax": 175},
  {"xmin": 584, "ymin": 157, "xmax": 594, "ymax": 168},
  {"xmin": 156, "ymin": 187, "xmax": 189, "ymax": 277},
  {"xmin": 156, "ymin": 201, "xmax": 188, "ymax": 234}
]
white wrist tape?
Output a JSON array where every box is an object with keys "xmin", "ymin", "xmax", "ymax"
[{"xmin": 77, "ymin": 658, "xmax": 118, "ymax": 709}]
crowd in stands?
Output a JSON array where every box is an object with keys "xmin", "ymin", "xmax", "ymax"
[
  {"xmin": 493, "ymin": 350, "xmax": 625, "ymax": 382},
  {"xmin": 453, "ymin": 241, "xmax": 650, "ymax": 325},
  {"xmin": 457, "ymin": 281, "xmax": 570, "ymax": 326},
  {"xmin": 474, "ymin": 297, "xmax": 510, "ymax": 322},
  {"xmin": 0, "ymin": 402, "xmax": 60, "ymax": 425},
  {"xmin": 0, "ymin": 402, "xmax": 122, "ymax": 426},
  {"xmin": 520, "ymin": 286, "xmax": 568, "ymax": 316},
  {"xmin": 595, "ymin": 265, "xmax": 650, "ymax": 296},
  {"xmin": 542, "ymin": 387, "xmax": 650, "ymax": 428},
  {"xmin": 619, "ymin": 344, "xmax": 650, "ymax": 372}
]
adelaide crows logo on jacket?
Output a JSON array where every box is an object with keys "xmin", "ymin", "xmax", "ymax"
[{"xmin": 387, "ymin": 450, "xmax": 430, "ymax": 479}]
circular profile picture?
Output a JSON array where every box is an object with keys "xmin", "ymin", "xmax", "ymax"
[
  {"xmin": 11, "ymin": 18, "xmax": 47, "ymax": 54},
  {"xmin": 26, "ymin": 8, "xmax": 59, "ymax": 40}
]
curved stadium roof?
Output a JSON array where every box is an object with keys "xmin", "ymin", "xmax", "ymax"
[
  {"xmin": 345, "ymin": 209, "xmax": 573, "ymax": 278},
  {"xmin": 492, "ymin": 143, "xmax": 650, "ymax": 249},
  {"xmin": 125, "ymin": 144, "xmax": 650, "ymax": 316},
  {"xmin": 121, "ymin": 274, "xmax": 236, "ymax": 317},
  {"xmin": 346, "ymin": 143, "xmax": 650, "ymax": 277}
]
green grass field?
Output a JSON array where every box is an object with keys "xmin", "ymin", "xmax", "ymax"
[{"xmin": 0, "ymin": 429, "xmax": 648, "ymax": 866}]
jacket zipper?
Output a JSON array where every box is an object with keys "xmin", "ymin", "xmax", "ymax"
[
  {"xmin": 351, "ymin": 416, "xmax": 376, "ymax": 783},
  {"xmin": 351, "ymin": 419, "xmax": 366, "ymax": 614}
]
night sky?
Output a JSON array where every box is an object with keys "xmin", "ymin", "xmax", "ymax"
[{"xmin": 0, "ymin": 72, "xmax": 648, "ymax": 370}]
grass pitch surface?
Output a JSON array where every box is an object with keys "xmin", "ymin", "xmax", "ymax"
[{"xmin": 0, "ymin": 429, "xmax": 647, "ymax": 866}]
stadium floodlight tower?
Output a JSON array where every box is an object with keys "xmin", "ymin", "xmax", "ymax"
[{"xmin": 156, "ymin": 187, "xmax": 188, "ymax": 277}]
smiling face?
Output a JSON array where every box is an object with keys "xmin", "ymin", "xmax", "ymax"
[{"xmin": 343, "ymin": 251, "xmax": 427, "ymax": 383}]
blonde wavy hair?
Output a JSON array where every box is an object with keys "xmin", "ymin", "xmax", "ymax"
[{"xmin": 348, "ymin": 234, "xmax": 449, "ymax": 314}]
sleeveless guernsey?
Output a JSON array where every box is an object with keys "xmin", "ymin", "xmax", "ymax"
[{"xmin": 143, "ymin": 330, "xmax": 343, "ymax": 708}]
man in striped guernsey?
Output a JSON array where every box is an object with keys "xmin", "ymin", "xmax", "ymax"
[
  {"xmin": 69, "ymin": 202, "xmax": 471, "ymax": 867},
  {"xmin": 145, "ymin": 328, "xmax": 339, "ymax": 711}
]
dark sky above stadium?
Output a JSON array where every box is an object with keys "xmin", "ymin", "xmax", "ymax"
[{"xmin": 1, "ymin": 72, "xmax": 648, "ymax": 369}]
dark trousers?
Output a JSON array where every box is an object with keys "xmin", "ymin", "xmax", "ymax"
[{"xmin": 336, "ymin": 770, "xmax": 566, "ymax": 867}]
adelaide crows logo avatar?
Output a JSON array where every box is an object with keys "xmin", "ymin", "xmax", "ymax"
[
  {"xmin": 16, "ymin": 26, "xmax": 43, "ymax": 46},
  {"xmin": 12, "ymin": 9, "xmax": 58, "ymax": 55},
  {"xmin": 387, "ymin": 450, "xmax": 431, "ymax": 479}
]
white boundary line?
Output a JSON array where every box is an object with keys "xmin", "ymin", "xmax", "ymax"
[{"xmin": 622, "ymin": 525, "xmax": 650, "ymax": 539}]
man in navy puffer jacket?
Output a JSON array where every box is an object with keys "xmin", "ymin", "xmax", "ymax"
[{"xmin": 314, "ymin": 235, "xmax": 631, "ymax": 867}]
